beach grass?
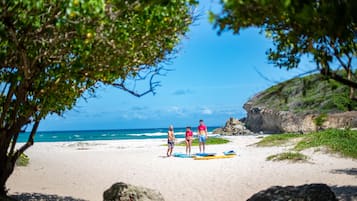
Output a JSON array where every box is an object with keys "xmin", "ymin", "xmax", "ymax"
[
  {"xmin": 256, "ymin": 133, "xmax": 303, "ymax": 147},
  {"xmin": 16, "ymin": 153, "xmax": 29, "ymax": 167},
  {"xmin": 294, "ymin": 129, "xmax": 357, "ymax": 158},
  {"xmin": 267, "ymin": 152, "xmax": 308, "ymax": 162},
  {"xmin": 257, "ymin": 129, "xmax": 357, "ymax": 159},
  {"xmin": 176, "ymin": 137, "xmax": 230, "ymax": 146}
]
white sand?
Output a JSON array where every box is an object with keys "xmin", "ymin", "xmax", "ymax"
[{"xmin": 7, "ymin": 136, "xmax": 357, "ymax": 201}]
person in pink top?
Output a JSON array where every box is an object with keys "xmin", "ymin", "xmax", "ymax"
[
  {"xmin": 197, "ymin": 119, "xmax": 208, "ymax": 153},
  {"xmin": 185, "ymin": 126, "xmax": 193, "ymax": 155}
]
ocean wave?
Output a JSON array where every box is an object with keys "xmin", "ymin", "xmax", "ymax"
[
  {"xmin": 127, "ymin": 132, "xmax": 185, "ymax": 137},
  {"xmin": 208, "ymin": 134, "xmax": 221, "ymax": 137},
  {"xmin": 127, "ymin": 132, "xmax": 166, "ymax": 137}
]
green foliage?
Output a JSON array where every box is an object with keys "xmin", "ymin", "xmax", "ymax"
[
  {"xmin": 256, "ymin": 133, "xmax": 302, "ymax": 147},
  {"xmin": 0, "ymin": 0, "xmax": 195, "ymax": 122},
  {"xmin": 267, "ymin": 152, "xmax": 308, "ymax": 162},
  {"xmin": 313, "ymin": 113, "xmax": 328, "ymax": 128},
  {"xmin": 257, "ymin": 129, "xmax": 357, "ymax": 159},
  {"xmin": 251, "ymin": 73, "xmax": 357, "ymax": 114},
  {"xmin": 295, "ymin": 129, "xmax": 357, "ymax": 159},
  {"xmin": 211, "ymin": 0, "xmax": 357, "ymax": 89},
  {"xmin": 176, "ymin": 137, "xmax": 230, "ymax": 146},
  {"xmin": 15, "ymin": 153, "xmax": 29, "ymax": 167}
]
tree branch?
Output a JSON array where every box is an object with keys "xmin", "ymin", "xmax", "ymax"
[
  {"xmin": 13, "ymin": 120, "xmax": 40, "ymax": 161},
  {"xmin": 0, "ymin": 82, "xmax": 16, "ymax": 128},
  {"xmin": 111, "ymin": 66, "xmax": 166, "ymax": 97},
  {"xmin": 254, "ymin": 66, "xmax": 318, "ymax": 84},
  {"xmin": 329, "ymin": 40, "xmax": 350, "ymax": 72},
  {"xmin": 320, "ymin": 68, "xmax": 357, "ymax": 89}
]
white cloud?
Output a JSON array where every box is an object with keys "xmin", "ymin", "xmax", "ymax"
[
  {"xmin": 172, "ymin": 89, "xmax": 194, "ymax": 96},
  {"xmin": 120, "ymin": 112, "xmax": 148, "ymax": 120},
  {"xmin": 201, "ymin": 108, "xmax": 213, "ymax": 115},
  {"xmin": 167, "ymin": 106, "xmax": 186, "ymax": 116}
]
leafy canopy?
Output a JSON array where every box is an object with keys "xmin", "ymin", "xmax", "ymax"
[
  {"xmin": 210, "ymin": 0, "xmax": 357, "ymax": 89},
  {"xmin": 0, "ymin": 0, "xmax": 194, "ymax": 125}
]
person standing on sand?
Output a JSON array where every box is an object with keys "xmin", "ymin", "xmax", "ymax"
[
  {"xmin": 185, "ymin": 126, "xmax": 193, "ymax": 155},
  {"xmin": 197, "ymin": 120, "xmax": 208, "ymax": 153},
  {"xmin": 167, "ymin": 125, "xmax": 175, "ymax": 157}
]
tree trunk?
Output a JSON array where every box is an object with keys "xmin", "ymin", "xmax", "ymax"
[
  {"xmin": 0, "ymin": 156, "xmax": 15, "ymax": 195},
  {"xmin": 0, "ymin": 121, "xmax": 39, "ymax": 196},
  {"xmin": 0, "ymin": 132, "xmax": 14, "ymax": 196},
  {"xmin": 348, "ymin": 69, "xmax": 355, "ymax": 100},
  {"xmin": 346, "ymin": 67, "xmax": 356, "ymax": 110}
]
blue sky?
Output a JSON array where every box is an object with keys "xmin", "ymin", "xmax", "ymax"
[{"xmin": 38, "ymin": 1, "xmax": 316, "ymax": 131}]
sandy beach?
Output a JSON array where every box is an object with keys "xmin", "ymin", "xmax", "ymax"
[{"xmin": 7, "ymin": 136, "xmax": 357, "ymax": 201}]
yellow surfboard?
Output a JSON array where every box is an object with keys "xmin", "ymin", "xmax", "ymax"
[{"xmin": 193, "ymin": 155, "xmax": 235, "ymax": 160}]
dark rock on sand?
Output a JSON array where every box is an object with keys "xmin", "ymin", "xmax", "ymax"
[
  {"xmin": 247, "ymin": 183, "xmax": 338, "ymax": 201},
  {"xmin": 212, "ymin": 117, "xmax": 253, "ymax": 135},
  {"xmin": 103, "ymin": 182, "xmax": 165, "ymax": 201}
]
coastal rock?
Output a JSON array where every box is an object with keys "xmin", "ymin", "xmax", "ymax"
[
  {"xmin": 243, "ymin": 102, "xmax": 314, "ymax": 133},
  {"xmin": 103, "ymin": 182, "xmax": 165, "ymax": 201},
  {"xmin": 247, "ymin": 183, "xmax": 338, "ymax": 201},
  {"xmin": 244, "ymin": 99, "xmax": 357, "ymax": 133},
  {"xmin": 212, "ymin": 117, "xmax": 253, "ymax": 135},
  {"xmin": 240, "ymin": 73, "xmax": 357, "ymax": 133}
]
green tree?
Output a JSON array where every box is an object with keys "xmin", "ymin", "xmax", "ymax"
[
  {"xmin": 210, "ymin": 0, "xmax": 357, "ymax": 100},
  {"xmin": 0, "ymin": 0, "xmax": 195, "ymax": 196}
]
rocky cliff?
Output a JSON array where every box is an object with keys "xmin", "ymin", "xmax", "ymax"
[{"xmin": 243, "ymin": 73, "xmax": 357, "ymax": 133}]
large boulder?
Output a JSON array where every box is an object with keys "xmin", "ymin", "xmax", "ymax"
[
  {"xmin": 243, "ymin": 103, "xmax": 315, "ymax": 133},
  {"xmin": 212, "ymin": 117, "xmax": 253, "ymax": 135},
  {"xmin": 103, "ymin": 182, "xmax": 165, "ymax": 201},
  {"xmin": 247, "ymin": 183, "xmax": 338, "ymax": 201},
  {"xmin": 244, "ymin": 100, "xmax": 357, "ymax": 133},
  {"xmin": 241, "ymin": 72, "xmax": 357, "ymax": 133}
]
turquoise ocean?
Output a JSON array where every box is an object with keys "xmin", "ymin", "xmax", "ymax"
[{"xmin": 17, "ymin": 127, "xmax": 219, "ymax": 143}]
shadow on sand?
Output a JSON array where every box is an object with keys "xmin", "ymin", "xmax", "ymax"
[
  {"xmin": 330, "ymin": 185, "xmax": 357, "ymax": 201},
  {"xmin": 331, "ymin": 168, "xmax": 357, "ymax": 177},
  {"xmin": 10, "ymin": 193, "xmax": 88, "ymax": 201}
]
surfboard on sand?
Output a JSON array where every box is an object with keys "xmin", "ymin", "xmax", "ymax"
[
  {"xmin": 223, "ymin": 150, "xmax": 237, "ymax": 155},
  {"xmin": 173, "ymin": 153, "xmax": 193, "ymax": 158},
  {"xmin": 194, "ymin": 155, "xmax": 235, "ymax": 160},
  {"xmin": 195, "ymin": 153, "xmax": 216, "ymax": 157}
]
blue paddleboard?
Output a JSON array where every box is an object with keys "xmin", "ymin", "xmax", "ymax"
[
  {"xmin": 173, "ymin": 153, "xmax": 193, "ymax": 158},
  {"xmin": 195, "ymin": 153, "xmax": 216, "ymax": 157},
  {"xmin": 223, "ymin": 150, "xmax": 237, "ymax": 155}
]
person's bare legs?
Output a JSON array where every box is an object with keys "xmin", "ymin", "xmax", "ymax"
[
  {"xmin": 185, "ymin": 140, "xmax": 189, "ymax": 155},
  {"xmin": 202, "ymin": 142, "xmax": 205, "ymax": 153},
  {"xmin": 169, "ymin": 147, "xmax": 173, "ymax": 156},
  {"xmin": 199, "ymin": 142, "xmax": 202, "ymax": 153},
  {"xmin": 188, "ymin": 139, "xmax": 192, "ymax": 155}
]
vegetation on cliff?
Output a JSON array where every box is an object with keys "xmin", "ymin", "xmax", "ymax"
[
  {"xmin": 251, "ymin": 73, "xmax": 357, "ymax": 114},
  {"xmin": 257, "ymin": 129, "xmax": 357, "ymax": 159}
]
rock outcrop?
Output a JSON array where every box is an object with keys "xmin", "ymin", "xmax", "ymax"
[
  {"xmin": 247, "ymin": 183, "xmax": 338, "ymax": 201},
  {"xmin": 242, "ymin": 73, "xmax": 357, "ymax": 133},
  {"xmin": 212, "ymin": 117, "xmax": 253, "ymax": 135},
  {"xmin": 244, "ymin": 102, "xmax": 357, "ymax": 133},
  {"xmin": 103, "ymin": 182, "xmax": 165, "ymax": 201}
]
